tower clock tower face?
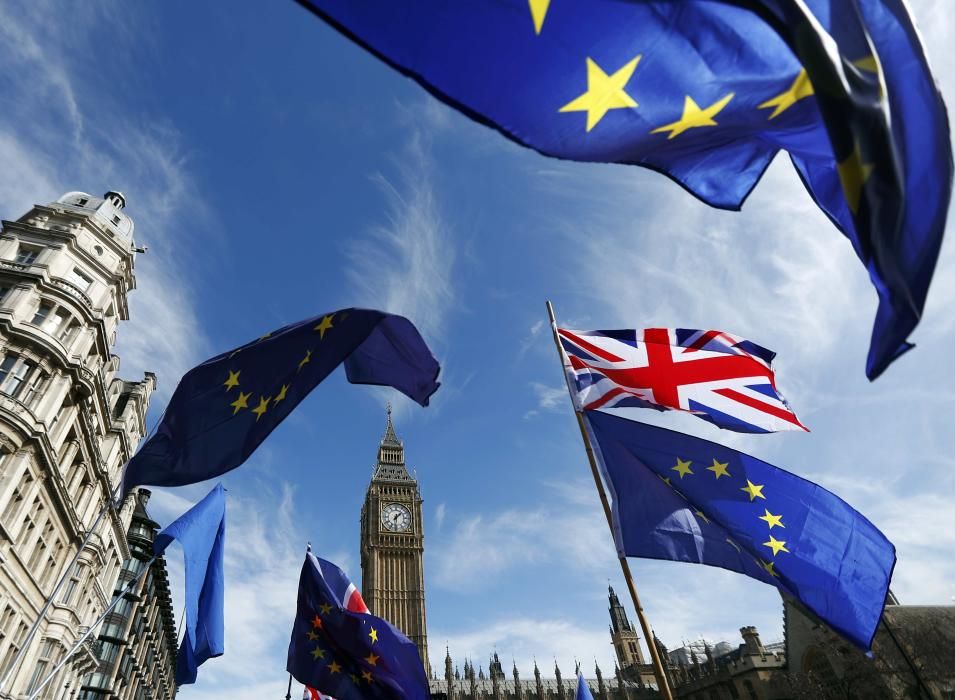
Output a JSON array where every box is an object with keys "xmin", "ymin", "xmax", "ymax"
[
  {"xmin": 382, "ymin": 503, "xmax": 412, "ymax": 532},
  {"xmin": 361, "ymin": 406, "xmax": 430, "ymax": 676}
]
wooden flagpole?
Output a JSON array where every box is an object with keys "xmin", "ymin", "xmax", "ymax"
[{"xmin": 545, "ymin": 301, "xmax": 673, "ymax": 700}]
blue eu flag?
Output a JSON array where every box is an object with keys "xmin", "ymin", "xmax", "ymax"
[
  {"xmin": 294, "ymin": 0, "xmax": 951, "ymax": 379},
  {"xmin": 153, "ymin": 484, "xmax": 226, "ymax": 684},
  {"xmin": 287, "ymin": 551, "xmax": 430, "ymax": 700},
  {"xmin": 120, "ymin": 309, "xmax": 440, "ymax": 497},
  {"xmin": 585, "ymin": 409, "xmax": 895, "ymax": 650}
]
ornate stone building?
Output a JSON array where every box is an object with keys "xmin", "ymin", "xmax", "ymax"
[
  {"xmin": 663, "ymin": 626, "xmax": 788, "ymax": 700},
  {"xmin": 76, "ymin": 488, "xmax": 177, "ymax": 700},
  {"xmin": 0, "ymin": 191, "xmax": 173, "ymax": 697},
  {"xmin": 784, "ymin": 595, "xmax": 955, "ymax": 699},
  {"xmin": 429, "ymin": 586, "xmax": 661, "ymax": 699},
  {"xmin": 360, "ymin": 407, "xmax": 430, "ymax": 675}
]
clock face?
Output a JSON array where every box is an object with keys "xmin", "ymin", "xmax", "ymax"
[{"xmin": 382, "ymin": 503, "xmax": 412, "ymax": 532}]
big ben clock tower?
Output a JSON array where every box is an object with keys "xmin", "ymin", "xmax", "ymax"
[{"xmin": 360, "ymin": 406, "xmax": 431, "ymax": 675}]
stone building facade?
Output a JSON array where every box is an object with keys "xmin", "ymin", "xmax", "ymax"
[
  {"xmin": 784, "ymin": 596, "xmax": 955, "ymax": 699},
  {"xmin": 75, "ymin": 488, "xmax": 177, "ymax": 700},
  {"xmin": 430, "ymin": 651, "xmax": 658, "ymax": 700},
  {"xmin": 360, "ymin": 407, "xmax": 430, "ymax": 676},
  {"xmin": 428, "ymin": 586, "xmax": 662, "ymax": 699},
  {"xmin": 663, "ymin": 626, "xmax": 788, "ymax": 700},
  {"xmin": 0, "ymin": 191, "xmax": 172, "ymax": 697}
]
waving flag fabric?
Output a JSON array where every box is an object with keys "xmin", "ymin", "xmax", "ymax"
[
  {"xmin": 585, "ymin": 410, "xmax": 895, "ymax": 649},
  {"xmin": 574, "ymin": 673, "xmax": 595, "ymax": 700},
  {"xmin": 153, "ymin": 484, "xmax": 226, "ymax": 685},
  {"xmin": 559, "ymin": 327, "xmax": 805, "ymax": 434},
  {"xmin": 120, "ymin": 309, "xmax": 440, "ymax": 497},
  {"xmin": 287, "ymin": 552, "xmax": 429, "ymax": 700},
  {"xmin": 293, "ymin": 0, "xmax": 950, "ymax": 379}
]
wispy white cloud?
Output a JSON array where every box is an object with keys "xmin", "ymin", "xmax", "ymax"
[
  {"xmin": 345, "ymin": 123, "xmax": 457, "ymax": 417},
  {"xmin": 346, "ymin": 130, "xmax": 455, "ymax": 343},
  {"xmin": 0, "ymin": 0, "xmax": 211, "ymax": 400},
  {"xmin": 431, "ymin": 478, "xmax": 616, "ymax": 592},
  {"xmin": 435, "ymin": 502, "xmax": 447, "ymax": 530},
  {"xmin": 524, "ymin": 382, "xmax": 568, "ymax": 419}
]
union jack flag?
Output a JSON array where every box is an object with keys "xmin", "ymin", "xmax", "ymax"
[
  {"xmin": 304, "ymin": 687, "xmax": 334, "ymax": 700},
  {"xmin": 558, "ymin": 327, "xmax": 806, "ymax": 434}
]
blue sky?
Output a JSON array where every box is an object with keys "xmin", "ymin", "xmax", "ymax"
[{"xmin": 1, "ymin": 1, "xmax": 954, "ymax": 696}]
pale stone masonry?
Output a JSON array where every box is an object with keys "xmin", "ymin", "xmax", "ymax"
[
  {"xmin": 360, "ymin": 407, "xmax": 431, "ymax": 677},
  {"xmin": 0, "ymin": 191, "xmax": 174, "ymax": 698}
]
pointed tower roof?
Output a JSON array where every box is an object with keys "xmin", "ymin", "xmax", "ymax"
[
  {"xmin": 372, "ymin": 405, "xmax": 413, "ymax": 481},
  {"xmin": 382, "ymin": 402, "xmax": 401, "ymax": 446}
]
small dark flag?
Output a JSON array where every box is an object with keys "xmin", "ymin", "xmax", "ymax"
[
  {"xmin": 120, "ymin": 309, "xmax": 440, "ymax": 496},
  {"xmin": 287, "ymin": 551, "xmax": 430, "ymax": 700},
  {"xmin": 585, "ymin": 409, "xmax": 895, "ymax": 649}
]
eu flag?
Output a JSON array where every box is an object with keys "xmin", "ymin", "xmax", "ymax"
[
  {"xmin": 153, "ymin": 483, "xmax": 226, "ymax": 684},
  {"xmin": 121, "ymin": 309, "xmax": 440, "ymax": 497},
  {"xmin": 585, "ymin": 409, "xmax": 895, "ymax": 650},
  {"xmin": 287, "ymin": 551, "xmax": 430, "ymax": 700},
  {"xmin": 294, "ymin": 0, "xmax": 951, "ymax": 379}
]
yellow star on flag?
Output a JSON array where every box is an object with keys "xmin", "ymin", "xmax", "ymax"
[
  {"xmin": 319, "ymin": 603, "xmax": 333, "ymax": 615},
  {"xmin": 671, "ymin": 458, "xmax": 694, "ymax": 479},
  {"xmin": 369, "ymin": 627, "xmax": 379, "ymax": 643},
  {"xmin": 252, "ymin": 395, "xmax": 271, "ymax": 421},
  {"xmin": 362, "ymin": 670, "xmax": 374, "ymax": 683},
  {"xmin": 230, "ymin": 391, "xmax": 251, "ymax": 415},
  {"xmin": 759, "ymin": 509, "xmax": 785, "ymax": 530},
  {"xmin": 365, "ymin": 652, "xmax": 380, "ymax": 667},
  {"xmin": 314, "ymin": 314, "xmax": 334, "ymax": 338},
  {"xmin": 529, "ymin": 0, "xmax": 550, "ymax": 34},
  {"xmin": 350, "ymin": 674, "xmax": 360, "ymax": 684},
  {"xmin": 274, "ymin": 384, "xmax": 289, "ymax": 405},
  {"xmin": 758, "ymin": 69, "xmax": 814, "ymax": 119},
  {"xmin": 707, "ymin": 459, "xmax": 730, "ymax": 479},
  {"xmin": 853, "ymin": 55, "xmax": 879, "ymax": 73},
  {"xmin": 658, "ymin": 474, "xmax": 672, "ymax": 486},
  {"xmin": 741, "ymin": 479, "xmax": 766, "ymax": 501},
  {"xmin": 559, "ymin": 56, "xmax": 641, "ymax": 132},
  {"xmin": 298, "ymin": 349, "xmax": 312, "ymax": 372},
  {"xmin": 763, "ymin": 535, "xmax": 790, "ymax": 556},
  {"xmin": 760, "ymin": 559, "xmax": 780, "ymax": 578},
  {"xmin": 311, "ymin": 646, "xmax": 325, "ymax": 660},
  {"xmin": 651, "ymin": 93, "xmax": 734, "ymax": 139},
  {"xmin": 306, "ymin": 630, "xmax": 319, "ymax": 641},
  {"xmin": 694, "ymin": 509, "xmax": 710, "ymax": 525},
  {"xmin": 837, "ymin": 141, "xmax": 874, "ymax": 214},
  {"xmin": 312, "ymin": 615, "xmax": 323, "ymax": 629},
  {"xmin": 223, "ymin": 370, "xmax": 240, "ymax": 391},
  {"xmin": 329, "ymin": 660, "xmax": 342, "ymax": 674}
]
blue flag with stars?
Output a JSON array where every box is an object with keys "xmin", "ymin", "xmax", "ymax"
[
  {"xmin": 585, "ymin": 409, "xmax": 895, "ymax": 650},
  {"xmin": 120, "ymin": 308, "xmax": 440, "ymax": 497},
  {"xmin": 287, "ymin": 551, "xmax": 430, "ymax": 700},
  {"xmin": 293, "ymin": 0, "xmax": 951, "ymax": 379}
]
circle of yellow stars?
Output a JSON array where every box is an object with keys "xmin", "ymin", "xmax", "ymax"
[
  {"xmin": 656, "ymin": 453, "xmax": 792, "ymax": 581},
  {"xmin": 221, "ymin": 313, "xmax": 337, "ymax": 423},
  {"xmin": 529, "ymin": 1, "xmax": 878, "ymax": 217},
  {"xmin": 303, "ymin": 597, "xmax": 383, "ymax": 688}
]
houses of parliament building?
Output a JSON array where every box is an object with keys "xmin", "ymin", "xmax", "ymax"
[
  {"xmin": 360, "ymin": 402, "xmax": 954, "ymax": 700},
  {"xmin": 359, "ymin": 409, "xmax": 660, "ymax": 700}
]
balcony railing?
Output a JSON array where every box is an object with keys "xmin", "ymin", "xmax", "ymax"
[{"xmin": 51, "ymin": 278, "xmax": 94, "ymax": 310}]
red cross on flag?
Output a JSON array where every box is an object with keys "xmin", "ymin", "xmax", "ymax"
[{"xmin": 558, "ymin": 327, "xmax": 806, "ymax": 434}]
